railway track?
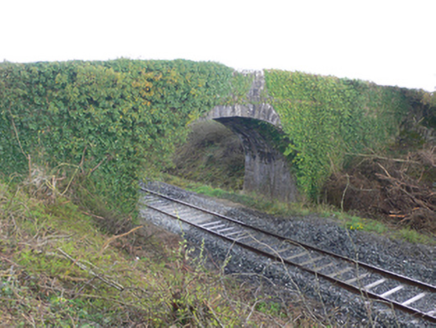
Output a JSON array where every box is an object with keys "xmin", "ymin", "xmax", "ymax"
[{"xmin": 140, "ymin": 186, "xmax": 436, "ymax": 324}]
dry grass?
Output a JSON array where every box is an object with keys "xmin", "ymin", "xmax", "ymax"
[{"xmin": 323, "ymin": 147, "xmax": 436, "ymax": 235}]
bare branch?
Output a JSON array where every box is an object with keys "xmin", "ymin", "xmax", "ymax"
[
  {"xmin": 57, "ymin": 248, "xmax": 124, "ymax": 291},
  {"xmin": 99, "ymin": 226, "xmax": 143, "ymax": 256}
]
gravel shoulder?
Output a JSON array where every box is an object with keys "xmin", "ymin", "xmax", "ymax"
[{"xmin": 139, "ymin": 181, "xmax": 436, "ymax": 327}]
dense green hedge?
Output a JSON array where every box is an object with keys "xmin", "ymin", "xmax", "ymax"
[
  {"xmin": 0, "ymin": 59, "xmax": 245, "ymax": 212},
  {"xmin": 264, "ymin": 70, "xmax": 411, "ymax": 199}
]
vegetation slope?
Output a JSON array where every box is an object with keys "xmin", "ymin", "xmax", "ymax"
[{"xmin": 1, "ymin": 177, "xmax": 324, "ymax": 327}]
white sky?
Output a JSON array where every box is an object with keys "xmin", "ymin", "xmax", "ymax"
[{"xmin": 2, "ymin": 0, "xmax": 435, "ymax": 91}]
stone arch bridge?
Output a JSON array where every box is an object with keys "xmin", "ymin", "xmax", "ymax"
[{"xmin": 199, "ymin": 71, "xmax": 298, "ymax": 203}]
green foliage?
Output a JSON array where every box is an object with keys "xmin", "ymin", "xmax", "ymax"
[
  {"xmin": 226, "ymin": 70, "xmax": 255, "ymax": 104},
  {"xmin": 396, "ymin": 227, "xmax": 435, "ymax": 244},
  {"xmin": 344, "ymin": 215, "xmax": 388, "ymax": 233},
  {"xmin": 334, "ymin": 212, "xmax": 436, "ymax": 244},
  {"xmin": 0, "ymin": 59, "xmax": 237, "ymax": 213},
  {"xmin": 419, "ymin": 89, "xmax": 436, "ymax": 108},
  {"xmin": 255, "ymin": 300, "xmax": 285, "ymax": 317},
  {"xmin": 264, "ymin": 70, "xmax": 410, "ymax": 199}
]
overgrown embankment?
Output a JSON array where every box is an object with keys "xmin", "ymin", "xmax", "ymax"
[
  {"xmin": 1, "ymin": 60, "xmax": 325, "ymax": 325},
  {"xmin": 324, "ymin": 144, "xmax": 436, "ymax": 234},
  {"xmin": 2, "ymin": 178, "xmax": 319, "ymax": 326}
]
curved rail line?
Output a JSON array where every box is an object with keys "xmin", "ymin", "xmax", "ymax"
[{"xmin": 140, "ymin": 187, "xmax": 436, "ymax": 323}]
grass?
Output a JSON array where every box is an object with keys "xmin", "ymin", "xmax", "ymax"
[
  {"xmin": 335, "ymin": 213, "xmax": 435, "ymax": 245},
  {"xmin": 0, "ymin": 176, "xmax": 323, "ymax": 327},
  {"xmin": 396, "ymin": 227, "xmax": 436, "ymax": 244}
]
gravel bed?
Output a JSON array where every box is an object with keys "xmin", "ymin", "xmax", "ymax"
[{"xmin": 139, "ymin": 181, "xmax": 436, "ymax": 327}]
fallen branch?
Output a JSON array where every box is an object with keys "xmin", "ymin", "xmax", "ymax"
[
  {"xmin": 99, "ymin": 225, "xmax": 143, "ymax": 256},
  {"xmin": 82, "ymin": 211, "xmax": 105, "ymax": 220},
  {"xmin": 79, "ymin": 145, "xmax": 87, "ymax": 174},
  {"xmin": 346, "ymin": 152, "xmax": 420, "ymax": 164},
  {"xmin": 88, "ymin": 156, "xmax": 108, "ymax": 176},
  {"xmin": 57, "ymin": 248, "xmax": 124, "ymax": 291},
  {"xmin": 376, "ymin": 163, "xmax": 392, "ymax": 178}
]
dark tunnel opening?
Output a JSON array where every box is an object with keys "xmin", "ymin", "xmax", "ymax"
[{"xmin": 213, "ymin": 117, "xmax": 298, "ymax": 203}]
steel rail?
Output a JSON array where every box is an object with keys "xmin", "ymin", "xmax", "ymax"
[
  {"xmin": 140, "ymin": 187, "xmax": 436, "ymax": 323},
  {"xmin": 141, "ymin": 187, "xmax": 436, "ymax": 292}
]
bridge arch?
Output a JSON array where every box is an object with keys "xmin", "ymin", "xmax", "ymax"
[
  {"xmin": 197, "ymin": 71, "xmax": 298, "ymax": 202},
  {"xmin": 213, "ymin": 116, "xmax": 297, "ymax": 202},
  {"xmin": 200, "ymin": 116, "xmax": 296, "ymax": 203},
  {"xmin": 202, "ymin": 103, "xmax": 282, "ymax": 128}
]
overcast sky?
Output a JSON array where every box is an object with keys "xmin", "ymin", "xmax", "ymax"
[{"xmin": 2, "ymin": 0, "xmax": 435, "ymax": 91}]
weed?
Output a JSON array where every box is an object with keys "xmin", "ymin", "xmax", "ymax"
[
  {"xmin": 255, "ymin": 300, "xmax": 285, "ymax": 317},
  {"xmin": 396, "ymin": 227, "xmax": 434, "ymax": 244},
  {"xmin": 363, "ymin": 220, "xmax": 389, "ymax": 235}
]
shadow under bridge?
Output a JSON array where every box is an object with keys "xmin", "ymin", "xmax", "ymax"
[{"xmin": 201, "ymin": 103, "xmax": 298, "ymax": 203}]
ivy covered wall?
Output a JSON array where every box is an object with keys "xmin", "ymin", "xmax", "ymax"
[
  {"xmin": 264, "ymin": 70, "xmax": 411, "ymax": 199},
  {"xmin": 0, "ymin": 59, "xmax": 245, "ymax": 212}
]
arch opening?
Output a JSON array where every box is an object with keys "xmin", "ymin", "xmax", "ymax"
[
  {"xmin": 213, "ymin": 117, "xmax": 298, "ymax": 203},
  {"xmin": 169, "ymin": 120, "xmax": 245, "ymax": 190},
  {"xmin": 188, "ymin": 69, "xmax": 297, "ymax": 202}
]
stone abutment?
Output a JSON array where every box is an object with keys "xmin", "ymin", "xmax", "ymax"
[{"xmin": 200, "ymin": 70, "xmax": 298, "ymax": 202}]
